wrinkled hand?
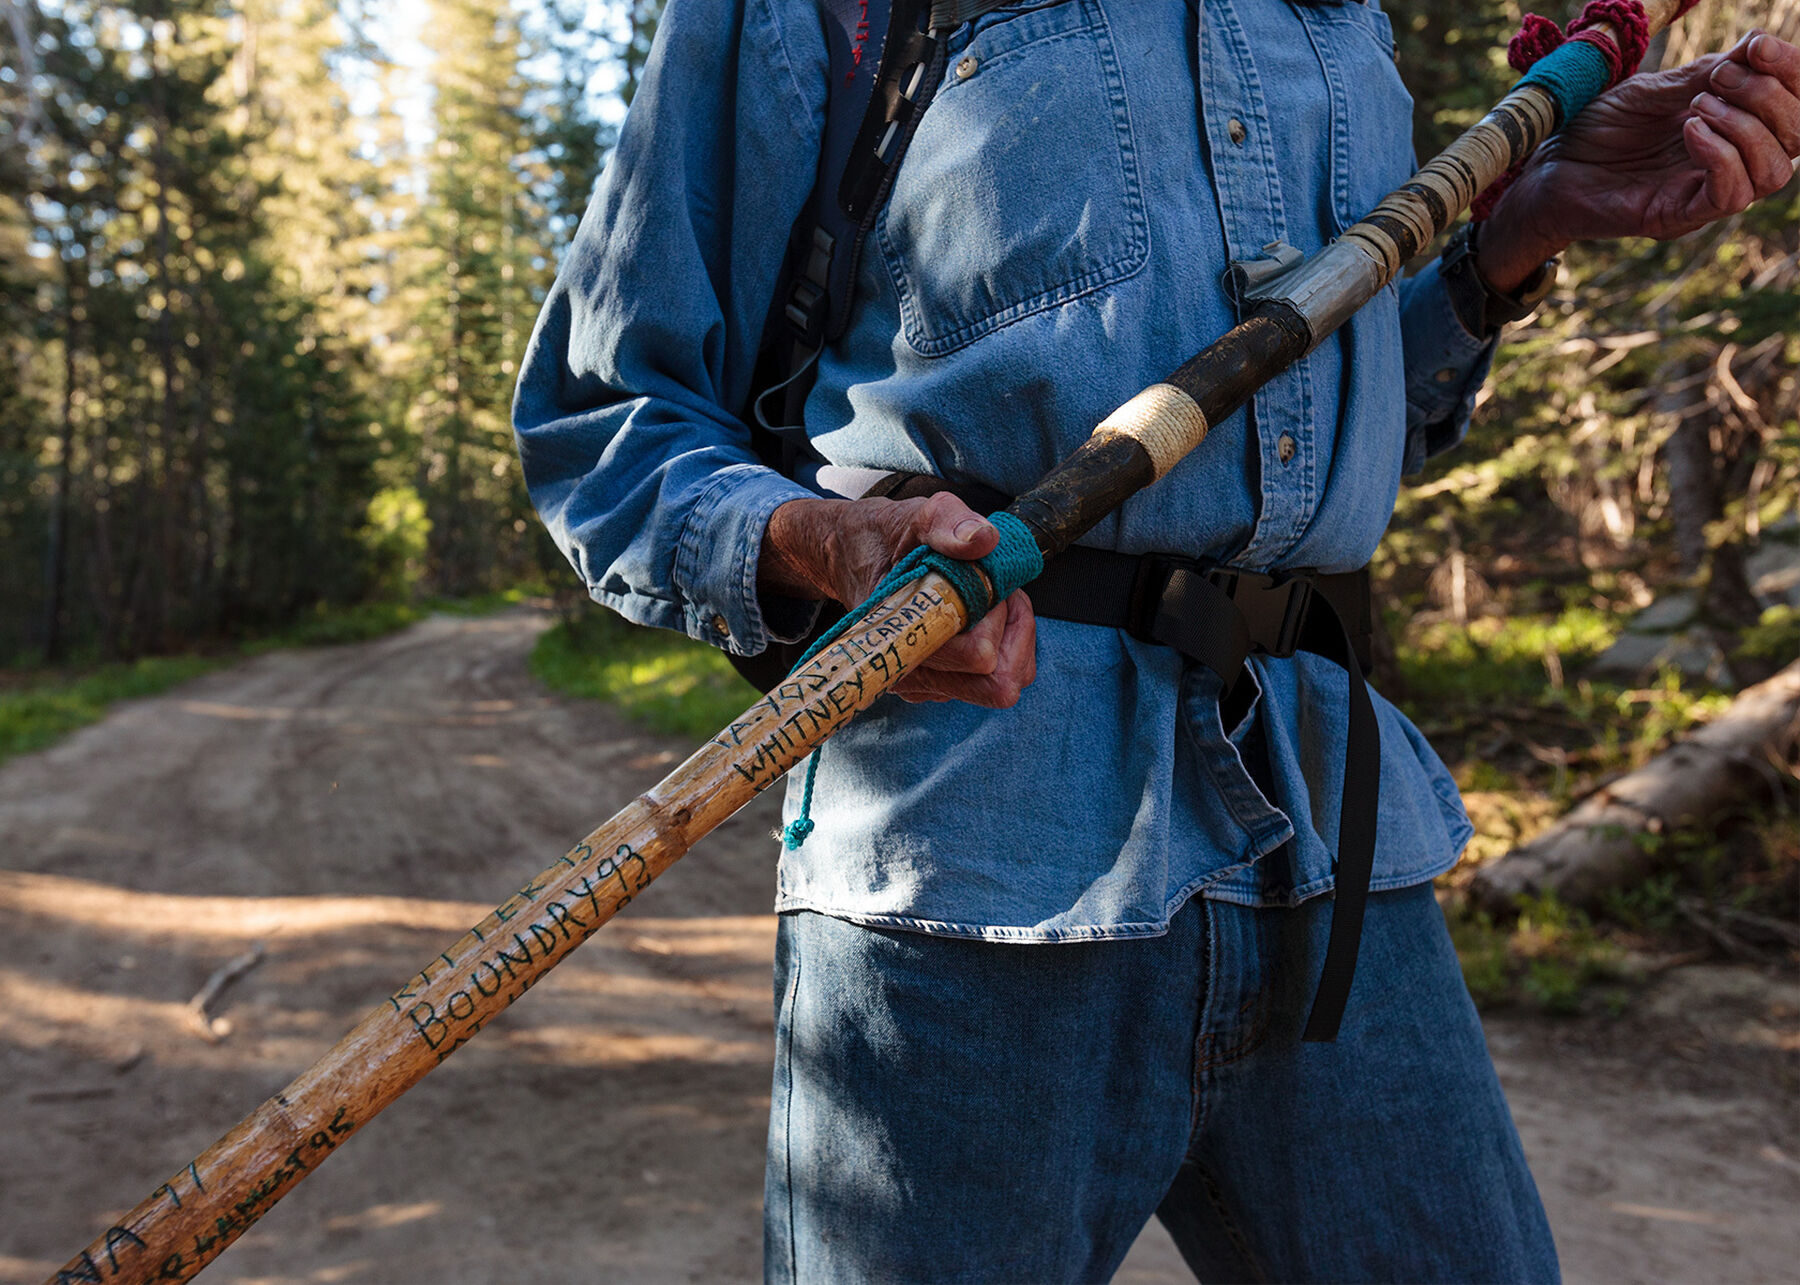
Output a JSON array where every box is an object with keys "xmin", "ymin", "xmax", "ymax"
[
  {"xmin": 758, "ymin": 492, "xmax": 1037, "ymax": 708},
  {"xmin": 1479, "ymin": 31, "xmax": 1800, "ymax": 290}
]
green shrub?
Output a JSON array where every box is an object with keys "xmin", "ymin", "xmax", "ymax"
[
  {"xmin": 1445, "ymin": 893, "xmax": 1631, "ymax": 1015},
  {"xmin": 1740, "ymin": 604, "xmax": 1800, "ymax": 662},
  {"xmin": 531, "ymin": 606, "xmax": 753, "ymax": 739},
  {"xmin": 360, "ymin": 485, "xmax": 433, "ymax": 600},
  {"xmin": 0, "ymin": 657, "xmax": 219, "ymax": 764}
]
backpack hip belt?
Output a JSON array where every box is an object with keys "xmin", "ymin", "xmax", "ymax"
[{"xmin": 747, "ymin": 467, "xmax": 1382, "ymax": 1044}]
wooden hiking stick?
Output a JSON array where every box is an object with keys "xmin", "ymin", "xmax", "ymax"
[{"xmin": 54, "ymin": 2, "xmax": 1691, "ymax": 1279}]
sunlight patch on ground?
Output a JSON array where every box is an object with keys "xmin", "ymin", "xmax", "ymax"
[
  {"xmin": 5, "ymin": 870, "xmax": 778, "ymax": 1070},
  {"xmin": 0, "ymin": 871, "xmax": 490, "ymax": 939},
  {"xmin": 4, "ymin": 873, "xmax": 777, "ymax": 960},
  {"xmin": 0, "ymin": 969, "xmax": 194, "ymax": 1055},
  {"xmin": 456, "ymin": 753, "xmax": 509, "ymax": 768},
  {"xmin": 323, "ymin": 1202, "xmax": 443, "ymax": 1233},
  {"xmin": 1605, "ymin": 1202, "xmax": 1736, "ymax": 1228},
  {"xmin": 495, "ymin": 1027, "xmax": 766, "ymax": 1067},
  {"xmin": 170, "ymin": 699, "xmax": 544, "ymax": 727},
  {"xmin": 175, "ymin": 700, "xmax": 301, "ymax": 721},
  {"xmin": 0, "ymin": 1255, "xmax": 54, "ymax": 1281},
  {"xmin": 232, "ymin": 1260, "xmax": 380, "ymax": 1285}
]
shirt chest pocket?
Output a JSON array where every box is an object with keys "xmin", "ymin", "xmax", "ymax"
[
  {"xmin": 1297, "ymin": 2, "xmax": 1416, "ymax": 234},
  {"xmin": 877, "ymin": 0, "xmax": 1147, "ymax": 358}
]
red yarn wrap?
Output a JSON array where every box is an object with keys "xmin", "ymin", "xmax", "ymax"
[
  {"xmin": 1468, "ymin": 172, "xmax": 1517, "ymax": 222},
  {"xmin": 1569, "ymin": 0, "xmax": 1652, "ymax": 82},
  {"xmin": 1507, "ymin": 13, "xmax": 1568, "ymax": 72},
  {"xmin": 1472, "ymin": 0, "xmax": 1651, "ymax": 221}
]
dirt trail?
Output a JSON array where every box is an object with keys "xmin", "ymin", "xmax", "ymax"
[{"xmin": 1, "ymin": 607, "xmax": 1794, "ymax": 1284}]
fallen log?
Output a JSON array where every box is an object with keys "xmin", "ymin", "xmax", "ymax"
[{"xmin": 1469, "ymin": 658, "xmax": 1800, "ymax": 914}]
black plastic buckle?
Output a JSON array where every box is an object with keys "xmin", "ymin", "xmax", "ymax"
[
  {"xmin": 1126, "ymin": 556, "xmax": 1320, "ymax": 661},
  {"xmin": 1227, "ymin": 571, "xmax": 1314, "ymax": 659},
  {"xmin": 782, "ymin": 226, "xmax": 836, "ymax": 348},
  {"xmin": 783, "ymin": 280, "xmax": 825, "ymax": 343}
]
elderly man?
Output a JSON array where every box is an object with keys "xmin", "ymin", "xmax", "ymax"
[{"xmin": 514, "ymin": 3, "xmax": 1800, "ymax": 1279}]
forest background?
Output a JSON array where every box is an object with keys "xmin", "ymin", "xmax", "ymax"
[{"xmin": 1, "ymin": 0, "xmax": 1795, "ymax": 990}]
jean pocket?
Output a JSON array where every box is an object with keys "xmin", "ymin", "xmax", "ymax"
[
  {"xmin": 1298, "ymin": 2, "xmax": 1416, "ymax": 234},
  {"xmin": 877, "ymin": 0, "xmax": 1147, "ymax": 357}
]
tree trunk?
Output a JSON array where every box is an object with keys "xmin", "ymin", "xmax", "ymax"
[
  {"xmin": 141, "ymin": 0, "xmax": 179, "ymax": 650},
  {"xmin": 1660, "ymin": 360, "xmax": 1768, "ymax": 680},
  {"xmin": 42, "ymin": 257, "xmax": 79, "ymax": 662},
  {"xmin": 1662, "ymin": 395, "xmax": 1714, "ymax": 579}
]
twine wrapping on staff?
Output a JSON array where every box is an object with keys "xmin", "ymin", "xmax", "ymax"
[
  {"xmin": 1470, "ymin": 0, "xmax": 1698, "ymax": 219},
  {"xmin": 781, "ymin": 510, "xmax": 1044, "ymax": 849}
]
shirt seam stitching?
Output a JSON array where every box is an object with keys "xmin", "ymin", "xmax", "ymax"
[{"xmin": 758, "ymin": 0, "xmax": 818, "ymax": 141}]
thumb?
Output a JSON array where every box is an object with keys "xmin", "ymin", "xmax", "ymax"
[{"xmin": 911, "ymin": 491, "xmax": 999, "ymax": 561}]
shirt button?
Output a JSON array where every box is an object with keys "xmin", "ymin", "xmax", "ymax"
[
  {"xmin": 712, "ymin": 615, "xmax": 731, "ymax": 637},
  {"xmin": 1277, "ymin": 434, "xmax": 1297, "ymax": 464},
  {"xmin": 1435, "ymin": 367, "xmax": 1459, "ymax": 384},
  {"xmin": 1227, "ymin": 118, "xmax": 1248, "ymax": 145},
  {"xmin": 956, "ymin": 55, "xmax": 978, "ymax": 80}
]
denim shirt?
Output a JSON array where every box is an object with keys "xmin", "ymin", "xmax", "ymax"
[{"xmin": 514, "ymin": 0, "xmax": 1495, "ymax": 940}]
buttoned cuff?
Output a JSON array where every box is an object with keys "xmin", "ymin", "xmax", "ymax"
[
  {"xmin": 1401, "ymin": 257, "xmax": 1499, "ymax": 475},
  {"xmin": 673, "ymin": 464, "xmax": 822, "ymax": 656}
]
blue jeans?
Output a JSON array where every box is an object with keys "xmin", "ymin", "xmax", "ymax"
[{"xmin": 764, "ymin": 883, "xmax": 1558, "ymax": 1283}]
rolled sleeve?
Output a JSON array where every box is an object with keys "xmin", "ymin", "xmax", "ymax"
[
  {"xmin": 511, "ymin": 0, "xmax": 827, "ymax": 654},
  {"xmin": 1397, "ymin": 256, "xmax": 1499, "ymax": 474},
  {"xmin": 675, "ymin": 464, "xmax": 821, "ymax": 655}
]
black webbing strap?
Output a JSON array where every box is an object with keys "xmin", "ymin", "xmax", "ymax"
[
  {"xmin": 1292, "ymin": 589, "xmax": 1379, "ymax": 1042},
  {"xmin": 990, "ymin": 543, "xmax": 1375, "ymax": 676},
  {"xmin": 747, "ymin": 0, "xmax": 946, "ymax": 447},
  {"xmin": 1108, "ymin": 555, "xmax": 1379, "ymax": 1041},
  {"xmin": 748, "ymin": 1, "xmax": 1079, "ymax": 445},
  {"xmin": 737, "ymin": 468, "xmax": 1381, "ymax": 1039},
  {"xmin": 870, "ymin": 472, "xmax": 1380, "ymax": 1041}
]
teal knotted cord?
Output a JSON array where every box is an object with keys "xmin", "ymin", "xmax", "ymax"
[
  {"xmin": 1473, "ymin": 0, "xmax": 1655, "ymax": 221},
  {"xmin": 1514, "ymin": 38, "xmax": 1613, "ymax": 126},
  {"xmin": 781, "ymin": 511, "xmax": 1044, "ymax": 850}
]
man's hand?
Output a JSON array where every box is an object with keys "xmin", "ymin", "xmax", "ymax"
[
  {"xmin": 1479, "ymin": 30, "xmax": 1800, "ymax": 291},
  {"xmin": 759, "ymin": 493, "xmax": 1037, "ymax": 708}
]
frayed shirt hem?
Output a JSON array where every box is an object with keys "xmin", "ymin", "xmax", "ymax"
[{"xmin": 771, "ymin": 840, "xmax": 1465, "ymax": 942}]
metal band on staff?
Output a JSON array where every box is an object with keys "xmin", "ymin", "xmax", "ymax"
[{"xmin": 51, "ymin": 1, "xmax": 1697, "ymax": 1278}]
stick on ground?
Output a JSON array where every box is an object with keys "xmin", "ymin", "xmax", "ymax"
[{"xmin": 185, "ymin": 944, "xmax": 266, "ymax": 1044}]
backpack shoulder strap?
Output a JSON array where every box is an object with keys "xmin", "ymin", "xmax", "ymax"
[
  {"xmin": 747, "ymin": 0, "xmax": 944, "ymax": 445},
  {"xmin": 747, "ymin": 0, "xmax": 1067, "ymax": 449},
  {"xmin": 800, "ymin": 0, "xmax": 944, "ymax": 349}
]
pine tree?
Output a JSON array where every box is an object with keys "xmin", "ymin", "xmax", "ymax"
[
  {"xmin": 1, "ymin": 0, "xmax": 383, "ymax": 657},
  {"xmin": 532, "ymin": 0, "xmax": 606, "ymax": 252},
  {"xmin": 397, "ymin": 0, "xmax": 547, "ymax": 594}
]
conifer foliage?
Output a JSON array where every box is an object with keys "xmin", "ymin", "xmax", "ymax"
[
  {"xmin": 0, "ymin": 0, "xmax": 624, "ymax": 659},
  {"xmin": 2, "ymin": 0, "xmax": 1789, "ymax": 692}
]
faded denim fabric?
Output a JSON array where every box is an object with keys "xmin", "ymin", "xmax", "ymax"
[
  {"xmin": 513, "ymin": 0, "xmax": 1498, "ymax": 938},
  {"xmin": 764, "ymin": 884, "xmax": 1559, "ymax": 1283}
]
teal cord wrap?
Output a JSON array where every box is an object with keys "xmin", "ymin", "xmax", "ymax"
[
  {"xmin": 1514, "ymin": 37, "xmax": 1613, "ymax": 125},
  {"xmin": 780, "ymin": 511, "xmax": 1044, "ymax": 850}
]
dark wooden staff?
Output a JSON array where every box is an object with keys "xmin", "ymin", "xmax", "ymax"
[{"xmin": 53, "ymin": 3, "xmax": 1689, "ymax": 1279}]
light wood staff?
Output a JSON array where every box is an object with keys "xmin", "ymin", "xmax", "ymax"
[{"xmin": 53, "ymin": 2, "xmax": 1690, "ymax": 1279}]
